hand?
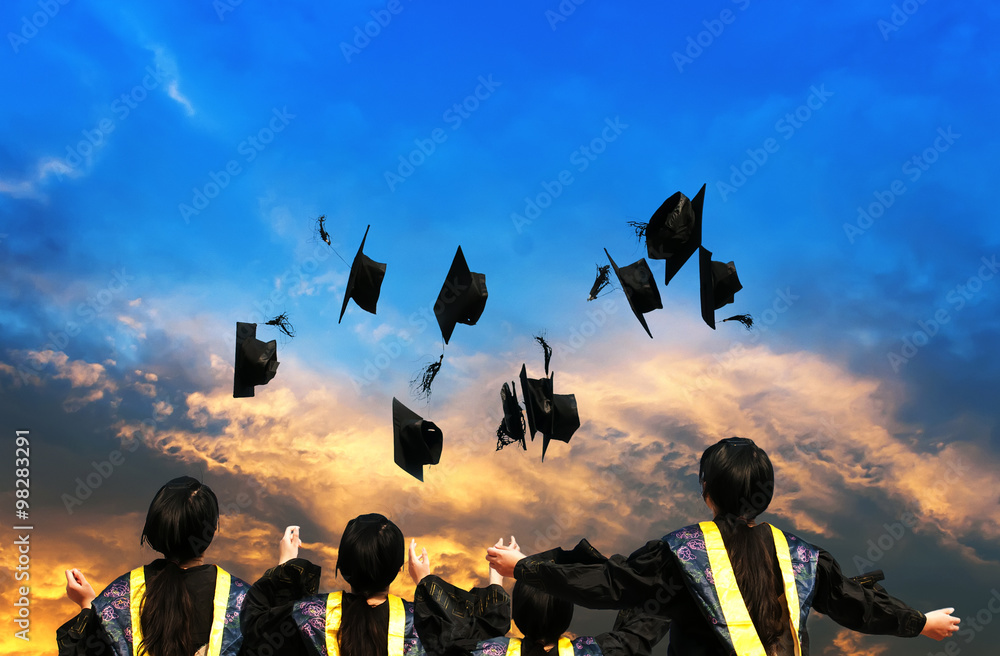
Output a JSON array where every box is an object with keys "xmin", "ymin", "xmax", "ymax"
[
  {"xmin": 486, "ymin": 535, "xmax": 525, "ymax": 578},
  {"xmin": 279, "ymin": 526, "xmax": 301, "ymax": 565},
  {"xmin": 65, "ymin": 569, "xmax": 96, "ymax": 609},
  {"xmin": 408, "ymin": 539, "xmax": 431, "ymax": 584},
  {"xmin": 488, "ymin": 537, "xmax": 518, "ymax": 585},
  {"xmin": 920, "ymin": 608, "xmax": 960, "ymax": 640}
]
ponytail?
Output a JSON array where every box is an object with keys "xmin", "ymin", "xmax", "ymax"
[
  {"xmin": 138, "ymin": 562, "xmax": 198, "ymax": 656},
  {"xmin": 340, "ymin": 597, "xmax": 389, "ymax": 656},
  {"xmin": 136, "ymin": 477, "xmax": 220, "ymax": 656},
  {"xmin": 700, "ymin": 437, "xmax": 787, "ymax": 654},
  {"xmin": 714, "ymin": 515, "xmax": 785, "ymax": 653}
]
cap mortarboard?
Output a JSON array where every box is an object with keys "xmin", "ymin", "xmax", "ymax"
[
  {"xmin": 605, "ymin": 250, "xmax": 663, "ymax": 338},
  {"xmin": 434, "ymin": 246, "xmax": 488, "ymax": 344},
  {"xmin": 519, "ymin": 365, "xmax": 580, "ymax": 461},
  {"xmin": 542, "ymin": 388, "xmax": 579, "ymax": 462},
  {"xmin": 339, "ymin": 225, "xmax": 387, "ymax": 324},
  {"xmin": 519, "ymin": 364, "xmax": 552, "ymax": 441},
  {"xmin": 233, "ymin": 322, "xmax": 279, "ymax": 398},
  {"xmin": 392, "ymin": 398, "xmax": 443, "ymax": 481},
  {"xmin": 646, "ymin": 184, "xmax": 705, "ymax": 284},
  {"xmin": 699, "ymin": 246, "xmax": 743, "ymax": 329},
  {"xmin": 496, "ymin": 381, "xmax": 526, "ymax": 451}
]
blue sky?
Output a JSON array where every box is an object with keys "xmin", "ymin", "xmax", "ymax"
[{"xmin": 2, "ymin": 1, "xmax": 999, "ymax": 653}]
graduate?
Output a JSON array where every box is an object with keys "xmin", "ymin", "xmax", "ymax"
[
  {"xmin": 241, "ymin": 515, "xmax": 511, "ymax": 656},
  {"xmin": 487, "ymin": 437, "xmax": 961, "ymax": 655},
  {"xmin": 415, "ymin": 538, "xmax": 669, "ymax": 656},
  {"xmin": 57, "ymin": 476, "xmax": 248, "ymax": 656}
]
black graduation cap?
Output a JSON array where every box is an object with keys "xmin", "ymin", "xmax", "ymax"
[
  {"xmin": 339, "ymin": 225, "xmax": 387, "ymax": 323},
  {"xmin": 605, "ymin": 250, "xmax": 662, "ymax": 339},
  {"xmin": 233, "ymin": 322, "xmax": 279, "ymax": 398},
  {"xmin": 646, "ymin": 184, "xmax": 705, "ymax": 285},
  {"xmin": 392, "ymin": 398, "xmax": 443, "ymax": 481},
  {"xmin": 496, "ymin": 381, "xmax": 526, "ymax": 451},
  {"xmin": 434, "ymin": 246, "xmax": 488, "ymax": 344},
  {"xmin": 518, "ymin": 365, "xmax": 579, "ymax": 461},
  {"xmin": 699, "ymin": 246, "xmax": 743, "ymax": 329},
  {"xmin": 544, "ymin": 392, "xmax": 579, "ymax": 461}
]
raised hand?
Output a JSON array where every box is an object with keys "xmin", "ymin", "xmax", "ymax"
[
  {"xmin": 279, "ymin": 525, "xmax": 301, "ymax": 565},
  {"xmin": 65, "ymin": 568, "xmax": 96, "ymax": 609},
  {"xmin": 920, "ymin": 608, "xmax": 961, "ymax": 640},
  {"xmin": 486, "ymin": 535, "xmax": 525, "ymax": 578},
  {"xmin": 408, "ymin": 539, "xmax": 431, "ymax": 584}
]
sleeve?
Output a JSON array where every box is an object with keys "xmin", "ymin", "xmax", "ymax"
[
  {"xmin": 239, "ymin": 558, "xmax": 322, "ymax": 656},
  {"xmin": 593, "ymin": 607, "xmax": 671, "ymax": 656},
  {"xmin": 513, "ymin": 539, "xmax": 679, "ymax": 611},
  {"xmin": 413, "ymin": 574, "xmax": 511, "ymax": 656},
  {"xmin": 55, "ymin": 608, "xmax": 117, "ymax": 656},
  {"xmin": 812, "ymin": 548, "xmax": 926, "ymax": 637}
]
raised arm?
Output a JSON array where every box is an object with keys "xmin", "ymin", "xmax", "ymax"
[
  {"xmin": 415, "ymin": 537, "xmax": 513, "ymax": 655},
  {"xmin": 489, "ymin": 537, "xmax": 680, "ymax": 612},
  {"xmin": 240, "ymin": 526, "xmax": 320, "ymax": 656},
  {"xmin": 813, "ymin": 549, "xmax": 959, "ymax": 640}
]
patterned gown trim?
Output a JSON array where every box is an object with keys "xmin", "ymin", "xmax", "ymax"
[
  {"xmin": 89, "ymin": 565, "xmax": 247, "ymax": 656},
  {"xmin": 291, "ymin": 592, "xmax": 422, "ymax": 656},
  {"xmin": 662, "ymin": 522, "xmax": 819, "ymax": 654},
  {"xmin": 474, "ymin": 635, "xmax": 603, "ymax": 656}
]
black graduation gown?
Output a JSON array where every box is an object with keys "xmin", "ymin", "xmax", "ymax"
[
  {"xmin": 56, "ymin": 560, "xmax": 235, "ymax": 656},
  {"xmin": 413, "ymin": 574, "xmax": 670, "ymax": 656},
  {"xmin": 240, "ymin": 558, "xmax": 512, "ymax": 656},
  {"xmin": 513, "ymin": 537, "xmax": 926, "ymax": 655}
]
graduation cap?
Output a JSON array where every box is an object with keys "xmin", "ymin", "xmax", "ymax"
[
  {"xmin": 392, "ymin": 398, "xmax": 443, "ymax": 481},
  {"xmin": 339, "ymin": 225, "xmax": 387, "ymax": 323},
  {"xmin": 233, "ymin": 322, "xmax": 279, "ymax": 398},
  {"xmin": 434, "ymin": 246, "xmax": 488, "ymax": 344},
  {"xmin": 605, "ymin": 249, "xmax": 662, "ymax": 339},
  {"xmin": 496, "ymin": 381, "xmax": 526, "ymax": 451},
  {"xmin": 646, "ymin": 184, "xmax": 705, "ymax": 285},
  {"xmin": 699, "ymin": 246, "xmax": 743, "ymax": 329},
  {"xmin": 518, "ymin": 365, "xmax": 579, "ymax": 461}
]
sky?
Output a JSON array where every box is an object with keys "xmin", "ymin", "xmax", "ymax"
[{"xmin": 1, "ymin": 1, "xmax": 999, "ymax": 654}]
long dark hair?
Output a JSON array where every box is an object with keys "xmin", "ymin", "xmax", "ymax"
[
  {"xmin": 699, "ymin": 437, "xmax": 785, "ymax": 654},
  {"xmin": 137, "ymin": 476, "xmax": 220, "ymax": 656},
  {"xmin": 512, "ymin": 580, "xmax": 574, "ymax": 656},
  {"xmin": 336, "ymin": 513, "xmax": 405, "ymax": 656}
]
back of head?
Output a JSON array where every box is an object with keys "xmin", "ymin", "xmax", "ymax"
[
  {"xmin": 138, "ymin": 476, "xmax": 220, "ymax": 656},
  {"xmin": 699, "ymin": 438, "xmax": 785, "ymax": 654},
  {"xmin": 141, "ymin": 476, "xmax": 220, "ymax": 561},
  {"xmin": 336, "ymin": 513, "xmax": 405, "ymax": 597},
  {"xmin": 699, "ymin": 437, "xmax": 774, "ymax": 522},
  {"xmin": 512, "ymin": 580, "xmax": 573, "ymax": 650},
  {"xmin": 337, "ymin": 514, "xmax": 405, "ymax": 656}
]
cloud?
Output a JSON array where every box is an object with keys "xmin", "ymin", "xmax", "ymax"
[
  {"xmin": 167, "ymin": 81, "xmax": 196, "ymax": 116},
  {"xmin": 146, "ymin": 44, "xmax": 196, "ymax": 116},
  {"xmin": 0, "ymin": 157, "xmax": 80, "ymax": 199},
  {"xmin": 5, "ymin": 350, "xmax": 121, "ymax": 411}
]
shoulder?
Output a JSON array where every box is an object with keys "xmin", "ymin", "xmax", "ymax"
[
  {"xmin": 95, "ymin": 569, "xmax": 136, "ymax": 602},
  {"xmin": 660, "ymin": 524, "xmax": 708, "ymax": 555},
  {"xmin": 766, "ymin": 525, "xmax": 821, "ymax": 561},
  {"xmin": 214, "ymin": 565, "xmax": 251, "ymax": 589}
]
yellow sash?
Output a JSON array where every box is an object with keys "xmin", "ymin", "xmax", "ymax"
[
  {"xmin": 128, "ymin": 565, "xmax": 231, "ymax": 656},
  {"xmin": 325, "ymin": 592, "xmax": 407, "ymax": 656},
  {"xmin": 505, "ymin": 637, "xmax": 574, "ymax": 656},
  {"xmin": 699, "ymin": 522, "xmax": 802, "ymax": 656}
]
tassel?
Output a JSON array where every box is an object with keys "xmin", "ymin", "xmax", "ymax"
[
  {"xmin": 315, "ymin": 214, "xmax": 331, "ymax": 246},
  {"xmin": 626, "ymin": 220, "xmax": 647, "ymax": 241},
  {"xmin": 495, "ymin": 418, "xmax": 526, "ymax": 451},
  {"xmin": 587, "ymin": 264, "xmax": 611, "ymax": 301},
  {"xmin": 264, "ymin": 313, "xmax": 295, "ymax": 338},
  {"xmin": 410, "ymin": 354, "xmax": 444, "ymax": 401},
  {"xmin": 722, "ymin": 314, "xmax": 754, "ymax": 330},
  {"xmin": 534, "ymin": 334, "xmax": 553, "ymax": 376}
]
